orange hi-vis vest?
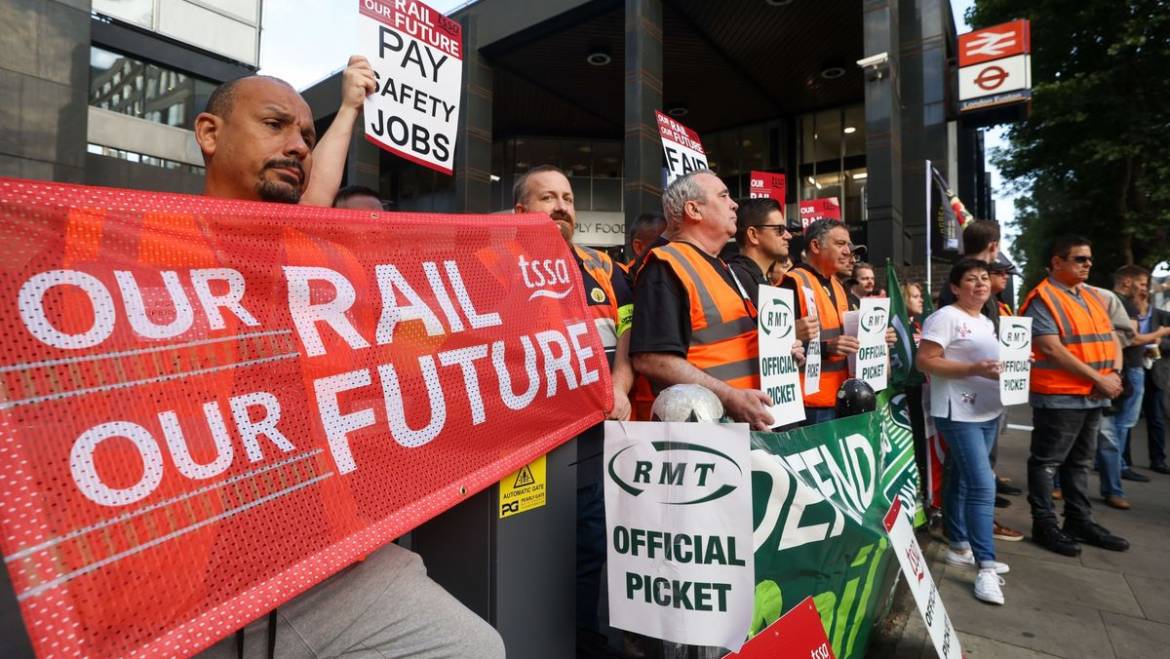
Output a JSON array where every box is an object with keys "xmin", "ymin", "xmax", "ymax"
[
  {"xmin": 1018, "ymin": 279, "xmax": 1118, "ymax": 396},
  {"xmin": 645, "ymin": 242, "xmax": 761, "ymax": 390},
  {"xmin": 998, "ymin": 301, "xmax": 1013, "ymax": 317},
  {"xmin": 786, "ymin": 266, "xmax": 849, "ymax": 408},
  {"xmin": 573, "ymin": 244, "xmax": 620, "ymax": 356}
]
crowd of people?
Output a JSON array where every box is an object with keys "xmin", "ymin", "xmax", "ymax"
[{"xmin": 134, "ymin": 54, "xmax": 1168, "ymax": 657}]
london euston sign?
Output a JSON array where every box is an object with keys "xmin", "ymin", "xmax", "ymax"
[{"xmin": 957, "ymin": 20, "xmax": 1032, "ymax": 114}]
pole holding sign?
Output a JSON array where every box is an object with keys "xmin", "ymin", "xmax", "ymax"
[
  {"xmin": 656, "ymin": 111, "xmax": 708, "ymax": 185},
  {"xmin": 998, "ymin": 316, "xmax": 1032, "ymax": 406},
  {"xmin": 757, "ymin": 286, "xmax": 805, "ymax": 428},
  {"xmin": 883, "ymin": 499, "xmax": 963, "ymax": 659},
  {"xmin": 359, "ymin": 0, "xmax": 463, "ymax": 174},
  {"xmin": 604, "ymin": 421, "xmax": 754, "ymax": 651},
  {"xmin": 800, "ymin": 287, "xmax": 822, "ymax": 395}
]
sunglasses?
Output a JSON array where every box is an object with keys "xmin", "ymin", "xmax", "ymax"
[
  {"xmin": 1068, "ymin": 255, "xmax": 1093, "ymax": 264},
  {"xmin": 755, "ymin": 224, "xmax": 791, "ymax": 235}
]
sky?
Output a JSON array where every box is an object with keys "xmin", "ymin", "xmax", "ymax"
[{"xmin": 259, "ymin": 0, "xmax": 1019, "ymax": 258}]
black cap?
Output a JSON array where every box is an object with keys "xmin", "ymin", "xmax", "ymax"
[{"xmin": 987, "ymin": 260, "xmax": 1018, "ymax": 276}]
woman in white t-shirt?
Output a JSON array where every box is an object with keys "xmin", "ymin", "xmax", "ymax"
[{"xmin": 916, "ymin": 258, "xmax": 1009, "ymax": 606}]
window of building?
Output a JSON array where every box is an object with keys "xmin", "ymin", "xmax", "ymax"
[
  {"xmin": 798, "ymin": 105, "xmax": 867, "ymax": 223},
  {"xmin": 490, "ymin": 137, "xmax": 624, "ymax": 213},
  {"xmin": 87, "ymin": 144, "xmax": 206, "ymax": 175},
  {"xmin": 89, "ymin": 46, "xmax": 216, "ymax": 131}
]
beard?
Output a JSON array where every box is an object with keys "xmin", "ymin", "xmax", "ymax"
[
  {"xmin": 550, "ymin": 212, "xmax": 574, "ymax": 241},
  {"xmin": 257, "ymin": 179, "xmax": 302, "ymax": 204},
  {"xmin": 256, "ymin": 159, "xmax": 305, "ymax": 204}
]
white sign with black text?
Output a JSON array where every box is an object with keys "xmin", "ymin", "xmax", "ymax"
[
  {"xmin": 604, "ymin": 421, "xmax": 754, "ymax": 651},
  {"xmin": 999, "ymin": 315, "xmax": 1032, "ymax": 406},
  {"xmin": 359, "ymin": 0, "xmax": 462, "ymax": 174},
  {"xmin": 757, "ymin": 285, "xmax": 805, "ymax": 427},
  {"xmin": 845, "ymin": 298, "xmax": 889, "ymax": 392},
  {"xmin": 801, "ymin": 287, "xmax": 821, "ymax": 395},
  {"xmin": 655, "ymin": 111, "xmax": 708, "ymax": 185},
  {"xmin": 884, "ymin": 499, "xmax": 963, "ymax": 659}
]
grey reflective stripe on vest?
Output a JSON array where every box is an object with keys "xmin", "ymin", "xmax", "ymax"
[
  {"xmin": 1041, "ymin": 286, "xmax": 1113, "ymax": 347},
  {"xmin": 1065, "ymin": 333, "xmax": 1114, "ymax": 345},
  {"xmin": 660, "ymin": 244, "xmax": 724, "ymax": 326},
  {"xmin": 703, "ymin": 359, "xmax": 757, "ymax": 382},
  {"xmin": 1040, "ymin": 288, "xmax": 1075, "ymax": 337},
  {"xmin": 576, "ymin": 245, "xmax": 612, "ymax": 276},
  {"xmin": 659, "ymin": 244, "xmax": 756, "ymax": 345},
  {"xmin": 693, "ymin": 316, "xmax": 756, "ymax": 344},
  {"xmin": 1034, "ymin": 358, "xmax": 1114, "ymax": 371},
  {"xmin": 822, "ymin": 357, "xmax": 848, "ymax": 372}
]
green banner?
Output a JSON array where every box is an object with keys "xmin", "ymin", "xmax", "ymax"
[{"xmin": 748, "ymin": 399, "xmax": 919, "ymax": 659}]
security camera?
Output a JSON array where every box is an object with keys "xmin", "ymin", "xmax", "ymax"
[
  {"xmin": 857, "ymin": 52, "xmax": 890, "ymax": 80},
  {"xmin": 856, "ymin": 52, "xmax": 889, "ymax": 69}
]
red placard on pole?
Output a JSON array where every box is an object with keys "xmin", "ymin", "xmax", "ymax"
[{"xmin": 722, "ymin": 596, "xmax": 834, "ymax": 659}]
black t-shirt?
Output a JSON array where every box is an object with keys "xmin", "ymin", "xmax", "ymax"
[
  {"xmin": 725, "ymin": 253, "xmax": 767, "ymax": 308},
  {"xmin": 1121, "ymin": 296, "xmax": 1144, "ymax": 369},
  {"xmin": 630, "ymin": 242, "xmax": 745, "ymax": 357}
]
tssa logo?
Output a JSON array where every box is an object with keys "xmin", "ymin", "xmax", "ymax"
[
  {"xmin": 608, "ymin": 441, "xmax": 742, "ymax": 505},
  {"xmin": 1000, "ymin": 322, "xmax": 1030, "ymax": 350},
  {"xmin": 860, "ymin": 308, "xmax": 888, "ymax": 332},
  {"xmin": 517, "ymin": 255, "xmax": 572, "ymax": 300},
  {"xmin": 759, "ymin": 297, "xmax": 794, "ymax": 338}
]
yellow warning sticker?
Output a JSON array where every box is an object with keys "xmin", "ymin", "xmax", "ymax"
[{"xmin": 498, "ymin": 455, "xmax": 547, "ymax": 519}]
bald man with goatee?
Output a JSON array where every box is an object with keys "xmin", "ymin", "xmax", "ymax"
[{"xmin": 197, "ymin": 62, "xmax": 504, "ymax": 659}]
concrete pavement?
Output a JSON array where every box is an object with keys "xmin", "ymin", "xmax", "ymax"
[{"xmin": 879, "ymin": 406, "xmax": 1170, "ymax": 658}]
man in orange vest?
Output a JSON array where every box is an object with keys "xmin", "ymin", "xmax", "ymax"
[
  {"xmin": 512, "ymin": 165, "xmax": 633, "ymax": 653},
  {"xmin": 1019, "ymin": 235, "xmax": 1129, "ymax": 556},
  {"xmin": 781, "ymin": 220, "xmax": 896, "ymax": 425},
  {"xmin": 630, "ymin": 170, "xmax": 785, "ymax": 430}
]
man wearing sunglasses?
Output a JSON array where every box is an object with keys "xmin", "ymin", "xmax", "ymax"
[
  {"xmin": 1019, "ymin": 236, "xmax": 1129, "ymax": 557},
  {"xmin": 727, "ymin": 198, "xmax": 792, "ymax": 305}
]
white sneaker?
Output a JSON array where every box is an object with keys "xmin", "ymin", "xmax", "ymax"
[
  {"xmin": 944, "ymin": 548, "xmax": 1010, "ymax": 574},
  {"xmin": 974, "ymin": 568, "xmax": 1005, "ymax": 605}
]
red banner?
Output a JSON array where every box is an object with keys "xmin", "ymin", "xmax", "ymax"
[
  {"xmin": 0, "ymin": 179, "xmax": 610, "ymax": 657},
  {"xmin": 798, "ymin": 197, "xmax": 841, "ymax": 228}
]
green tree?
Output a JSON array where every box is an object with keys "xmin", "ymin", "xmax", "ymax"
[{"xmin": 969, "ymin": 0, "xmax": 1170, "ymax": 288}]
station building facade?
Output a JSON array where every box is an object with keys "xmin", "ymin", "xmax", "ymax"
[
  {"xmin": 0, "ymin": 0, "xmax": 260, "ymax": 195},
  {"xmin": 306, "ymin": 0, "xmax": 994, "ymax": 266}
]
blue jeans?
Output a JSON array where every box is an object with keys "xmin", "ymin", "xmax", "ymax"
[
  {"xmin": 1097, "ymin": 367, "xmax": 1146, "ymax": 496},
  {"xmin": 1145, "ymin": 369, "xmax": 1167, "ymax": 466},
  {"xmin": 936, "ymin": 416, "xmax": 999, "ymax": 567}
]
